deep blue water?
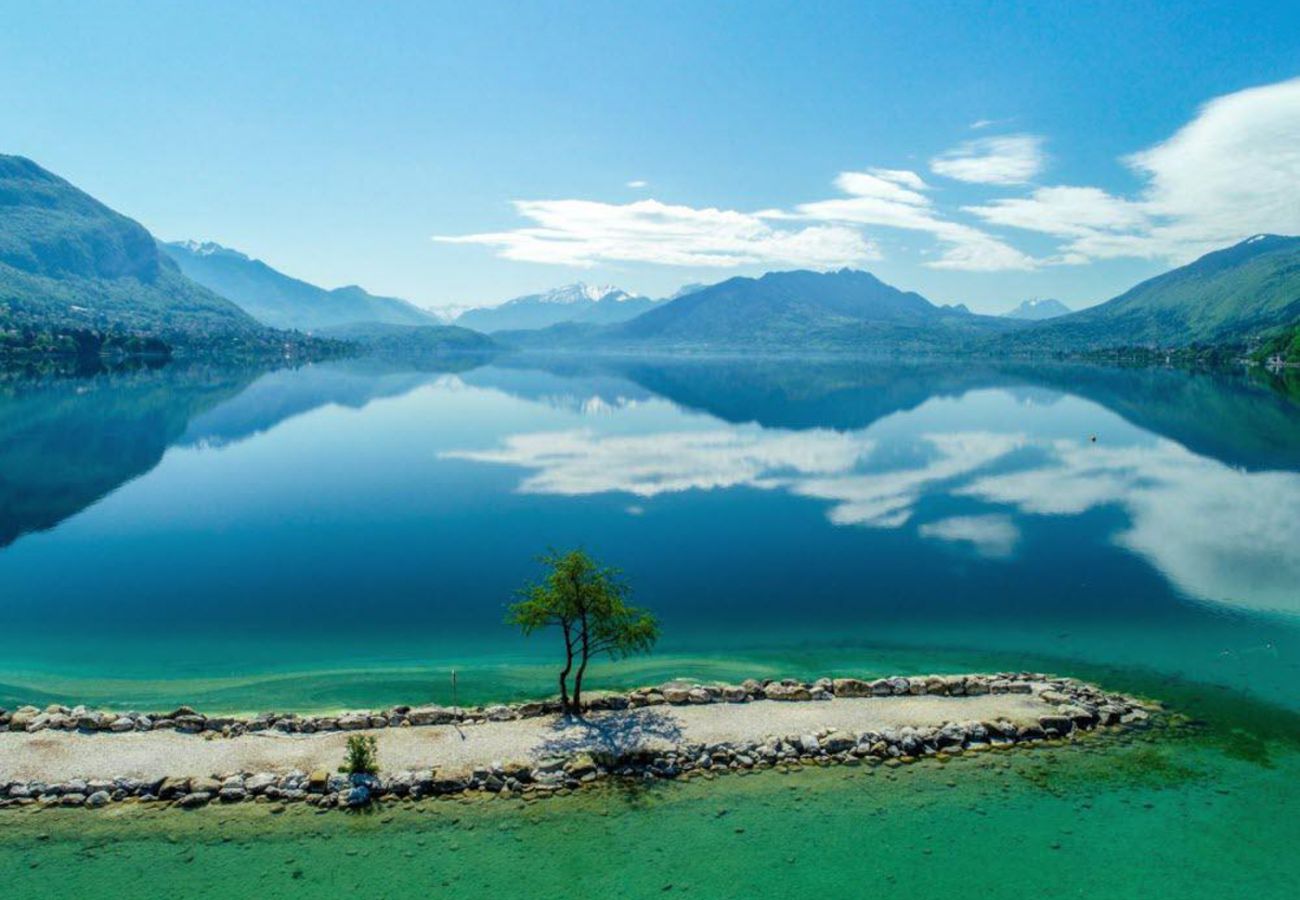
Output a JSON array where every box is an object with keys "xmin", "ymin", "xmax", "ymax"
[{"xmin": 1, "ymin": 356, "xmax": 1297, "ymax": 714}]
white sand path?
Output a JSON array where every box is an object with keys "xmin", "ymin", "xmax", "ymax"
[{"xmin": 0, "ymin": 691, "xmax": 1053, "ymax": 783}]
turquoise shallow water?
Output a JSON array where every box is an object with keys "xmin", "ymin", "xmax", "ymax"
[
  {"xmin": 2, "ymin": 728, "xmax": 1297, "ymax": 899},
  {"xmin": 2, "ymin": 356, "xmax": 1298, "ymax": 896}
]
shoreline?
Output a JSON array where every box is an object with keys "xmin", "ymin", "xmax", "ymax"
[{"xmin": 2, "ymin": 672, "xmax": 1158, "ymax": 811}]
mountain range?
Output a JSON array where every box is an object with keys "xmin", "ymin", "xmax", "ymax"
[
  {"xmin": 162, "ymin": 240, "xmax": 440, "ymax": 332},
  {"xmin": 453, "ymin": 283, "xmax": 664, "ymax": 333},
  {"xmin": 499, "ymin": 269, "xmax": 1023, "ymax": 351},
  {"xmin": 0, "ymin": 155, "xmax": 283, "ymax": 358},
  {"xmin": 2, "ymin": 153, "xmax": 1298, "ymax": 364}
]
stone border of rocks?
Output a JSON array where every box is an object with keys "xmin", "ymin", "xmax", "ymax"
[{"xmin": 1, "ymin": 672, "xmax": 1158, "ymax": 811}]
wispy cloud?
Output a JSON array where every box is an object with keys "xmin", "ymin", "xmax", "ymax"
[
  {"xmin": 964, "ymin": 77, "xmax": 1300, "ymax": 264},
  {"xmin": 930, "ymin": 134, "xmax": 1046, "ymax": 185},
  {"xmin": 919, "ymin": 514, "xmax": 1020, "ymax": 558},
  {"xmin": 437, "ymin": 77, "xmax": 1300, "ymax": 276},
  {"xmin": 435, "ymin": 198, "xmax": 879, "ymax": 269},
  {"xmin": 626, "ymin": 179, "xmax": 648, "ymax": 189},
  {"xmin": 792, "ymin": 169, "xmax": 1038, "ymax": 272}
]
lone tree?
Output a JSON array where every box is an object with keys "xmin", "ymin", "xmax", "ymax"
[{"xmin": 507, "ymin": 549, "xmax": 659, "ymax": 715}]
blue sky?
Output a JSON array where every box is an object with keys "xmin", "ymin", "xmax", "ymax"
[{"xmin": 3, "ymin": 1, "xmax": 1299, "ymax": 313}]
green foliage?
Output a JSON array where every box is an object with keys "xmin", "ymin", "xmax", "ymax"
[
  {"xmin": 339, "ymin": 734, "xmax": 379, "ymax": 775},
  {"xmin": 507, "ymin": 549, "xmax": 660, "ymax": 712},
  {"xmin": 1251, "ymin": 323, "xmax": 1300, "ymax": 365}
]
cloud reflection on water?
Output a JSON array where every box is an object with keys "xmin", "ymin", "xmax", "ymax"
[{"xmin": 447, "ymin": 410, "xmax": 1300, "ymax": 614}]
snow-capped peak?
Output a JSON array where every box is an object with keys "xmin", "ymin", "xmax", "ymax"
[
  {"xmin": 539, "ymin": 282, "xmax": 630, "ymax": 304},
  {"xmin": 171, "ymin": 239, "xmax": 247, "ymax": 260}
]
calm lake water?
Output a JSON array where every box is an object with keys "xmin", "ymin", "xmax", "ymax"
[{"xmin": 2, "ymin": 355, "xmax": 1298, "ymax": 897}]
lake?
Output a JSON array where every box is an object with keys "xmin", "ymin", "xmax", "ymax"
[{"xmin": 2, "ymin": 355, "xmax": 1298, "ymax": 897}]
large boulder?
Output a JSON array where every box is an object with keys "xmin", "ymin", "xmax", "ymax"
[
  {"xmin": 832, "ymin": 678, "xmax": 872, "ymax": 698},
  {"xmin": 764, "ymin": 683, "xmax": 812, "ymax": 702}
]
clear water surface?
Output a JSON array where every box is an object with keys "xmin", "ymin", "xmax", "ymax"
[{"xmin": 1, "ymin": 355, "xmax": 1297, "ymax": 898}]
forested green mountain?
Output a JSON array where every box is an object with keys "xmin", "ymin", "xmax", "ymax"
[
  {"xmin": 162, "ymin": 240, "xmax": 439, "ymax": 331},
  {"xmin": 1006, "ymin": 235, "xmax": 1300, "ymax": 352},
  {"xmin": 0, "ymin": 155, "xmax": 298, "ymax": 358}
]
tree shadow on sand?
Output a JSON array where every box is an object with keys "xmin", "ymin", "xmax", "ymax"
[{"xmin": 534, "ymin": 708, "xmax": 684, "ymax": 761}]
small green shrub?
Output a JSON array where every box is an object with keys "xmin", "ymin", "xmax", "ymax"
[{"xmin": 339, "ymin": 734, "xmax": 379, "ymax": 775}]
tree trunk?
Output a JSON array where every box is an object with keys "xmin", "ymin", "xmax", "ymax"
[
  {"xmin": 558, "ymin": 622, "xmax": 574, "ymax": 713},
  {"xmin": 572, "ymin": 610, "xmax": 591, "ymax": 714}
]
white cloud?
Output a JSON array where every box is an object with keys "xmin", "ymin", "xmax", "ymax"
[
  {"xmin": 793, "ymin": 169, "xmax": 1039, "ymax": 272},
  {"xmin": 440, "ymin": 166, "xmax": 1035, "ymax": 273},
  {"xmin": 626, "ymin": 180, "xmax": 648, "ymax": 189},
  {"xmin": 930, "ymin": 134, "xmax": 1047, "ymax": 185},
  {"xmin": 436, "ymin": 198, "xmax": 879, "ymax": 269},
  {"xmin": 964, "ymin": 78, "xmax": 1300, "ymax": 264},
  {"xmin": 919, "ymin": 514, "xmax": 1020, "ymax": 558}
]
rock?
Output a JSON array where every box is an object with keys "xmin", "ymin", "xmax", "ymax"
[
  {"xmin": 721, "ymin": 685, "xmax": 748, "ymax": 703},
  {"xmin": 85, "ymin": 791, "xmax": 111, "ymax": 808},
  {"xmin": 307, "ymin": 770, "xmax": 330, "ymax": 793},
  {"xmin": 109, "ymin": 717, "xmax": 135, "ymax": 733},
  {"xmin": 798, "ymin": 734, "xmax": 821, "ymax": 754},
  {"xmin": 8, "ymin": 709, "xmax": 37, "ymax": 732},
  {"xmin": 218, "ymin": 787, "xmax": 248, "ymax": 803},
  {"xmin": 821, "ymin": 733, "xmax": 855, "ymax": 753},
  {"xmin": 687, "ymin": 688, "xmax": 712, "ymax": 705},
  {"xmin": 245, "ymin": 773, "xmax": 278, "ymax": 794},
  {"xmin": 832, "ymin": 679, "xmax": 871, "ymax": 697},
  {"xmin": 178, "ymin": 792, "xmax": 211, "ymax": 809},
  {"xmin": 1038, "ymin": 715, "xmax": 1074, "ymax": 736},
  {"xmin": 337, "ymin": 713, "xmax": 369, "ymax": 730},
  {"xmin": 565, "ymin": 753, "xmax": 597, "ymax": 778},
  {"xmin": 764, "ymin": 683, "xmax": 812, "ymax": 702},
  {"xmin": 407, "ymin": 706, "xmax": 457, "ymax": 726},
  {"xmin": 661, "ymin": 686, "xmax": 692, "ymax": 705},
  {"xmin": 345, "ymin": 786, "xmax": 371, "ymax": 807},
  {"xmin": 157, "ymin": 776, "xmax": 191, "ymax": 799},
  {"xmin": 190, "ymin": 776, "xmax": 222, "ymax": 795}
]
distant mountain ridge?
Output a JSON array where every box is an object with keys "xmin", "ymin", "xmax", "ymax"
[
  {"xmin": 0, "ymin": 155, "xmax": 283, "ymax": 357},
  {"xmin": 162, "ymin": 240, "xmax": 438, "ymax": 332},
  {"xmin": 507, "ymin": 268, "xmax": 1024, "ymax": 351},
  {"xmin": 1004, "ymin": 298, "xmax": 1071, "ymax": 321},
  {"xmin": 454, "ymin": 282, "xmax": 663, "ymax": 333}
]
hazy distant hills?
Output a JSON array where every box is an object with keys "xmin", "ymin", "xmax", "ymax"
[
  {"xmin": 1003, "ymin": 298, "xmax": 1071, "ymax": 321},
  {"xmin": 163, "ymin": 240, "xmax": 439, "ymax": 332},
  {"xmin": 1006, "ymin": 235, "xmax": 1300, "ymax": 352},
  {"xmin": 0, "ymin": 155, "xmax": 282, "ymax": 356},
  {"xmin": 314, "ymin": 320, "xmax": 496, "ymax": 354},
  {"xmin": 454, "ymin": 283, "xmax": 664, "ymax": 333}
]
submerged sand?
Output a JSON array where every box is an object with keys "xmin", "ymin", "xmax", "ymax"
[{"xmin": 1, "ymin": 692, "xmax": 1052, "ymax": 783}]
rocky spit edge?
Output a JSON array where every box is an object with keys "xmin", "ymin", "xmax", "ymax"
[{"xmin": 1, "ymin": 673, "xmax": 1158, "ymax": 812}]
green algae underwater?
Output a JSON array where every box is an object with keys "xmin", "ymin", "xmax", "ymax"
[{"xmin": 2, "ymin": 722, "xmax": 1297, "ymax": 900}]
